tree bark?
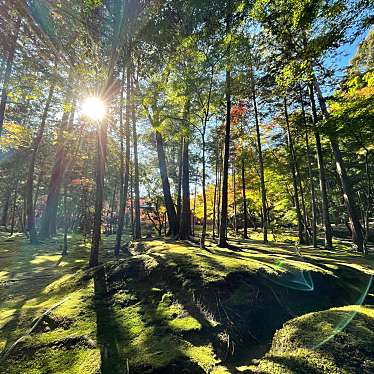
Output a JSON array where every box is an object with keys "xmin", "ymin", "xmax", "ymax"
[
  {"xmin": 39, "ymin": 101, "xmax": 76, "ymax": 239},
  {"xmin": 10, "ymin": 179, "xmax": 19, "ymax": 236},
  {"xmin": 89, "ymin": 121, "xmax": 107, "ymax": 267},
  {"xmin": 115, "ymin": 67, "xmax": 131, "ymax": 256},
  {"xmin": 131, "ymin": 74, "xmax": 141, "ymax": 240},
  {"xmin": 0, "ymin": 17, "xmax": 21, "ymax": 137},
  {"xmin": 62, "ymin": 182, "xmax": 68, "ymax": 255},
  {"xmin": 1, "ymin": 187, "xmax": 11, "ymax": 227},
  {"xmin": 284, "ymin": 98, "xmax": 304, "ymax": 244},
  {"xmin": 218, "ymin": 69, "xmax": 231, "ymax": 247},
  {"xmin": 300, "ymin": 86, "xmax": 317, "ymax": 247},
  {"xmin": 155, "ymin": 130, "xmax": 179, "ymax": 236},
  {"xmin": 232, "ymin": 161, "xmax": 238, "ymax": 234},
  {"xmin": 314, "ymin": 79, "xmax": 365, "ymax": 253},
  {"xmin": 241, "ymin": 155, "xmax": 249, "ymax": 239},
  {"xmin": 176, "ymin": 138, "xmax": 183, "ymax": 227},
  {"xmin": 212, "ymin": 143, "xmax": 219, "ymax": 240},
  {"xmin": 308, "ymin": 83, "xmax": 333, "ymax": 249},
  {"xmin": 179, "ymin": 137, "xmax": 191, "ymax": 239},
  {"xmin": 253, "ymin": 83, "xmax": 268, "ymax": 243},
  {"xmin": 26, "ymin": 82, "xmax": 55, "ymax": 243}
]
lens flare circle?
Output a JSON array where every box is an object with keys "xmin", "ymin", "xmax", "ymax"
[{"xmin": 81, "ymin": 97, "xmax": 105, "ymax": 121}]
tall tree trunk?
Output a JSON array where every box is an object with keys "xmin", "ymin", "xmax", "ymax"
[
  {"xmin": 179, "ymin": 137, "xmax": 191, "ymax": 239},
  {"xmin": 155, "ymin": 130, "xmax": 179, "ymax": 237},
  {"xmin": 1, "ymin": 188, "xmax": 11, "ymax": 227},
  {"xmin": 176, "ymin": 138, "xmax": 183, "ymax": 227},
  {"xmin": 89, "ymin": 121, "xmax": 107, "ymax": 267},
  {"xmin": 212, "ymin": 144, "xmax": 219, "ymax": 240},
  {"xmin": 26, "ymin": 82, "xmax": 55, "ymax": 243},
  {"xmin": 115, "ymin": 67, "xmax": 131, "ymax": 256},
  {"xmin": 284, "ymin": 98, "xmax": 304, "ymax": 244},
  {"xmin": 39, "ymin": 102, "xmax": 76, "ymax": 239},
  {"xmin": 308, "ymin": 83, "xmax": 333, "ymax": 249},
  {"xmin": 232, "ymin": 161, "xmax": 238, "ymax": 234},
  {"xmin": 218, "ymin": 69, "xmax": 231, "ymax": 247},
  {"xmin": 241, "ymin": 155, "xmax": 249, "ymax": 239},
  {"xmin": 10, "ymin": 179, "xmax": 19, "ymax": 236},
  {"xmin": 314, "ymin": 80, "xmax": 365, "ymax": 253},
  {"xmin": 131, "ymin": 74, "xmax": 141, "ymax": 240},
  {"xmin": 217, "ymin": 148, "xmax": 223, "ymax": 237},
  {"xmin": 252, "ymin": 83, "xmax": 268, "ymax": 243},
  {"xmin": 201, "ymin": 136, "xmax": 208, "ymax": 248},
  {"xmin": 300, "ymin": 86, "xmax": 317, "ymax": 247},
  {"xmin": 0, "ymin": 17, "xmax": 21, "ymax": 137},
  {"xmin": 62, "ymin": 181, "xmax": 68, "ymax": 255}
]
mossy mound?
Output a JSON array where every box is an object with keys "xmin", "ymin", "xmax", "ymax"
[{"xmin": 253, "ymin": 305, "xmax": 374, "ymax": 373}]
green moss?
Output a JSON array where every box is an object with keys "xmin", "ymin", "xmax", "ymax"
[
  {"xmin": 256, "ymin": 305, "xmax": 374, "ymax": 373},
  {"xmin": 5, "ymin": 347, "xmax": 100, "ymax": 374},
  {"xmin": 182, "ymin": 342, "xmax": 220, "ymax": 372}
]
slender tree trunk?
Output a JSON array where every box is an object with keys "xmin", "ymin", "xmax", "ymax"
[
  {"xmin": 212, "ymin": 144, "xmax": 219, "ymax": 240},
  {"xmin": 284, "ymin": 98, "xmax": 304, "ymax": 244},
  {"xmin": 179, "ymin": 137, "xmax": 191, "ymax": 239},
  {"xmin": 0, "ymin": 17, "xmax": 21, "ymax": 137},
  {"xmin": 217, "ymin": 149, "xmax": 223, "ymax": 237},
  {"xmin": 89, "ymin": 121, "xmax": 107, "ymax": 267},
  {"xmin": 177, "ymin": 138, "xmax": 183, "ymax": 227},
  {"xmin": 115, "ymin": 67, "xmax": 131, "ymax": 256},
  {"xmin": 241, "ymin": 155, "xmax": 249, "ymax": 239},
  {"xmin": 131, "ymin": 74, "xmax": 141, "ymax": 240},
  {"xmin": 26, "ymin": 82, "xmax": 55, "ymax": 243},
  {"xmin": 201, "ymin": 136, "xmax": 208, "ymax": 248},
  {"xmin": 192, "ymin": 179, "xmax": 197, "ymax": 237},
  {"xmin": 313, "ymin": 80, "xmax": 365, "ymax": 253},
  {"xmin": 308, "ymin": 83, "xmax": 333, "ymax": 249},
  {"xmin": 232, "ymin": 161, "xmax": 238, "ymax": 234},
  {"xmin": 300, "ymin": 86, "xmax": 317, "ymax": 247},
  {"xmin": 62, "ymin": 181, "xmax": 68, "ymax": 255},
  {"xmin": 219, "ymin": 69, "xmax": 231, "ymax": 247},
  {"xmin": 252, "ymin": 84, "xmax": 268, "ymax": 243},
  {"xmin": 10, "ymin": 179, "xmax": 19, "ymax": 236},
  {"xmin": 155, "ymin": 130, "xmax": 178, "ymax": 237}
]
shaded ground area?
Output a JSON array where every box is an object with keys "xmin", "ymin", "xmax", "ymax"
[{"xmin": 0, "ymin": 231, "xmax": 373, "ymax": 373}]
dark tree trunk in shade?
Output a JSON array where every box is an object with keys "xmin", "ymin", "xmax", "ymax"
[
  {"xmin": 212, "ymin": 144, "xmax": 219, "ymax": 239},
  {"xmin": 62, "ymin": 182, "xmax": 68, "ymax": 255},
  {"xmin": 284, "ymin": 98, "xmax": 304, "ymax": 244},
  {"xmin": 1, "ymin": 188, "xmax": 11, "ymax": 227},
  {"xmin": 179, "ymin": 137, "xmax": 191, "ymax": 240},
  {"xmin": 39, "ymin": 101, "xmax": 76, "ymax": 239},
  {"xmin": 314, "ymin": 79, "xmax": 365, "ymax": 253},
  {"xmin": 308, "ymin": 83, "xmax": 333, "ymax": 248},
  {"xmin": 131, "ymin": 74, "xmax": 141, "ymax": 240},
  {"xmin": 218, "ymin": 69, "xmax": 231, "ymax": 247},
  {"xmin": 232, "ymin": 162, "xmax": 238, "ymax": 234},
  {"xmin": 155, "ymin": 130, "xmax": 179, "ymax": 237},
  {"xmin": 115, "ymin": 67, "xmax": 131, "ymax": 256},
  {"xmin": 0, "ymin": 17, "xmax": 21, "ymax": 137},
  {"xmin": 10, "ymin": 179, "xmax": 19, "ymax": 236},
  {"xmin": 176, "ymin": 138, "xmax": 183, "ymax": 227},
  {"xmin": 300, "ymin": 86, "xmax": 317, "ymax": 247},
  {"xmin": 241, "ymin": 156, "xmax": 249, "ymax": 239},
  {"xmin": 89, "ymin": 122, "xmax": 107, "ymax": 267},
  {"xmin": 253, "ymin": 83, "xmax": 268, "ymax": 243},
  {"xmin": 25, "ymin": 82, "xmax": 55, "ymax": 244}
]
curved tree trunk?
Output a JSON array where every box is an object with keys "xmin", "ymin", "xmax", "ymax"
[{"xmin": 314, "ymin": 79, "xmax": 365, "ymax": 253}]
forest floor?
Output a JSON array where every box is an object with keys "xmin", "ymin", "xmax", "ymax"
[{"xmin": 0, "ymin": 230, "xmax": 373, "ymax": 373}]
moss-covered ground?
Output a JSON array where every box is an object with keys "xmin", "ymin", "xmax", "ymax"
[{"xmin": 0, "ymin": 230, "xmax": 373, "ymax": 373}]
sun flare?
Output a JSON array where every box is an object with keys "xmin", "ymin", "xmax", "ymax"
[{"xmin": 81, "ymin": 96, "xmax": 105, "ymax": 121}]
